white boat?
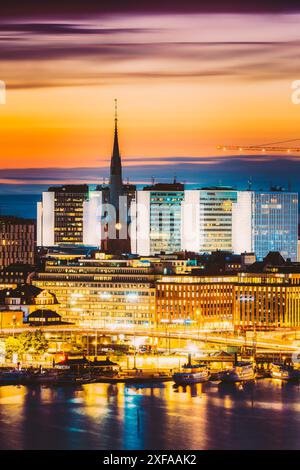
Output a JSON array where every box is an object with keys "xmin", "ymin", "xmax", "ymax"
[
  {"xmin": 173, "ymin": 364, "xmax": 210, "ymax": 384},
  {"xmin": 270, "ymin": 363, "xmax": 300, "ymax": 381},
  {"xmin": 220, "ymin": 362, "xmax": 255, "ymax": 383}
]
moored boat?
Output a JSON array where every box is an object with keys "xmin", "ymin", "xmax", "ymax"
[
  {"xmin": 220, "ymin": 362, "xmax": 255, "ymax": 383},
  {"xmin": 270, "ymin": 363, "xmax": 300, "ymax": 381},
  {"xmin": 173, "ymin": 364, "xmax": 210, "ymax": 384},
  {"xmin": 52, "ymin": 375, "xmax": 96, "ymax": 385}
]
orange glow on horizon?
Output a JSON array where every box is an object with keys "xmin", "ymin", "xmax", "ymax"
[{"xmin": 1, "ymin": 13, "xmax": 300, "ymax": 170}]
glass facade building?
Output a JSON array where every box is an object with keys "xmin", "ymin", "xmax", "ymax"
[
  {"xmin": 149, "ymin": 191, "xmax": 184, "ymax": 255},
  {"xmin": 232, "ymin": 191, "xmax": 298, "ymax": 261},
  {"xmin": 253, "ymin": 192, "xmax": 298, "ymax": 261}
]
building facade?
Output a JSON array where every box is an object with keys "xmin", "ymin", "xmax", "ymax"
[
  {"xmin": 0, "ymin": 216, "xmax": 35, "ymax": 267},
  {"xmin": 131, "ymin": 183, "xmax": 185, "ymax": 256},
  {"xmin": 233, "ymin": 273, "xmax": 300, "ymax": 329},
  {"xmin": 37, "ymin": 185, "xmax": 102, "ymax": 247},
  {"xmin": 32, "ymin": 256, "xmax": 156, "ymax": 327},
  {"xmin": 232, "ymin": 191, "xmax": 298, "ymax": 261},
  {"xmin": 0, "ymin": 284, "xmax": 59, "ymax": 322},
  {"xmin": 182, "ymin": 187, "xmax": 237, "ymax": 253},
  {"xmin": 156, "ymin": 275, "xmax": 235, "ymax": 329}
]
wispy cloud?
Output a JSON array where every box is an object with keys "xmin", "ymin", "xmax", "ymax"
[
  {"xmin": 2, "ymin": 14, "xmax": 300, "ymax": 89},
  {"xmin": 0, "ymin": 154, "xmax": 299, "ymax": 193}
]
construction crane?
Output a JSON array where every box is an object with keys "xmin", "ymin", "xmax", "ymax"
[{"xmin": 217, "ymin": 138, "xmax": 300, "ymax": 153}]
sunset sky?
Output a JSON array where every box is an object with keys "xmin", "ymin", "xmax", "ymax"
[{"xmin": 1, "ymin": 1, "xmax": 300, "ymax": 192}]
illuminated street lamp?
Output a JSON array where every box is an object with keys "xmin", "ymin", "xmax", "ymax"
[{"xmin": 10, "ymin": 315, "xmax": 19, "ymax": 338}]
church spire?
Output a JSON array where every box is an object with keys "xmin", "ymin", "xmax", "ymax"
[
  {"xmin": 109, "ymin": 99, "xmax": 123, "ymax": 209},
  {"xmin": 110, "ymin": 99, "xmax": 122, "ymax": 178},
  {"xmin": 102, "ymin": 99, "xmax": 131, "ymax": 255}
]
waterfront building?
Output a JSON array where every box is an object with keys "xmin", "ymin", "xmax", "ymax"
[
  {"xmin": 32, "ymin": 256, "xmax": 157, "ymax": 327},
  {"xmin": 232, "ymin": 191, "xmax": 298, "ymax": 261},
  {"xmin": 156, "ymin": 272, "xmax": 300, "ymax": 330},
  {"xmin": 233, "ymin": 273, "xmax": 300, "ymax": 329},
  {"xmin": 0, "ymin": 216, "xmax": 35, "ymax": 267},
  {"xmin": 156, "ymin": 275, "xmax": 236, "ymax": 329},
  {"xmin": 37, "ymin": 185, "xmax": 102, "ymax": 247},
  {"xmin": 181, "ymin": 187, "xmax": 237, "ymax": 253},
  {"xmin": 30, "ymin": 249, "xmax": 300, "ymax": 330},
  {"xmin": 131, "ymin": 182, "xmax": 185, "ymax": 256}
]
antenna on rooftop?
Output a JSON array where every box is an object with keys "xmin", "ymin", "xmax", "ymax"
[{"xmin": 247, "ymin": 177, "xmax": 252, "ymax": 191}]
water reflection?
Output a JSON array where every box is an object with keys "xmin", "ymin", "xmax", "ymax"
[{"xmin": 0, "ymin": 379, "xmax": 300, "ymax": 449}]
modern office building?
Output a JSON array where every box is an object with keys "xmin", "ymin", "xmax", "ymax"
[
  {"xmin": 37, "ymin": 185, "xmax": 102, "ymax": 247},
  {"xmin": 32, "ymin": 255, "xmax": 157, "ymax": 327},
  {"xmin": 131, "ymin": 182, "xmax": 185, "ymax": 256},
  {"xmin": 233, "ymin": 273, "xmax": 300, "ymax": 329},
  {"xmin": 156, "ymin": 275, "xmax": 235, "ymax": 329},
  {"xmin": 182, "ymin": 187, "xmax": 237, "ymax": 253},
  {"xmin": 232, "ymin": 191, "xmax": 298, "ymax": 261},
  {"xmin": 0, "ymin": 216, "xmax": 35, "ymax": 267},
  {"xmin": 157, "ymin": 272, "xmax": 300, "ymax": 330}
]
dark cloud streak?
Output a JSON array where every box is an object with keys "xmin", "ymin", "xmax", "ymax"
[
  {"xmin": 0, "ymin": 155, "xmax": 299, "ymax": 193},
  {"xmin": 0, "ymin": 23, "xmax": 155, "ymax": 35},
  {"xmin": 1, "ymin": 0, "xmax": 300, "ymax": 17}
]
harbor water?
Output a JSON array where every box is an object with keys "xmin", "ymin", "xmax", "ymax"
[{"xmin": 1, "ymin": 379, "xmax": 300, "ymax": 450}]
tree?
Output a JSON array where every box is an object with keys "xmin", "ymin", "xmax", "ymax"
[
  {"xmin": 5, "ymin": 330, "xmax": 49, "ymax": 360},
  {"xmin": 5, "ymin": 336, "xmax": 20, "ymax": 360},
  {"xmin": 29, "ymin": 330, "xmax": 48, "ymax": 355}
]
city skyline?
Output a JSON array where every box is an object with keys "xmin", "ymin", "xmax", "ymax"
[{"xmin": 2, "ymin": 2, "xmax": 300, "ymax": 454}]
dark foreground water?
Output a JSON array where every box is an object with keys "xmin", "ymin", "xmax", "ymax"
[{"xmin": 1, "ymin": 379, "xmax": 300, "ymax": 450}]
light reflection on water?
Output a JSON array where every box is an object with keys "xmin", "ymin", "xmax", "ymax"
[{"xmin": 0, "ymin": 379, "xmax": 300, "ymax": 450}]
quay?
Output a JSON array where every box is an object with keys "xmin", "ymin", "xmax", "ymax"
[{"xmin": 1, "ymin": 324, "xmax": 299, "ymax": 353}]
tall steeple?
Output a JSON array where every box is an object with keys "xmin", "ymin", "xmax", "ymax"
[
  {"xmin": 109, "ymin": 99, "xmax": 123, "ymax": 210},
  {"xmin": 102, "ymin": 99, "xmax": 132, "ymax": 255}
]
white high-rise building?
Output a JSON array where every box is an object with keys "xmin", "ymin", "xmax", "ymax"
[
  {"xmin": 131, "ymin": 183, "xmax": 184, "ymax": 256},
  {"xmin": 37, "ymin": 185, "xmax": 102, "ymax": 247},
  {"xmin": 181, "ymin": 188, "xmax": 237, "ymax": 253},
  {"xmin": 232, "ymin": 191, "xmax": 298, "ymax": 260}
]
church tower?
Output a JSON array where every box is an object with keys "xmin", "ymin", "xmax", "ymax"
[
  {"xmin": 109, "ymin": 99, "xmax": 123, "ymax": 211},
  {"xmin": 102, "ymin": 100, "xmax": 131, "ymax": 255}
]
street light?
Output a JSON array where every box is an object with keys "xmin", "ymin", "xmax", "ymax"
[{"xmin": 196, "ymin": 309, "xmax": 202, "ymax": 337}]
